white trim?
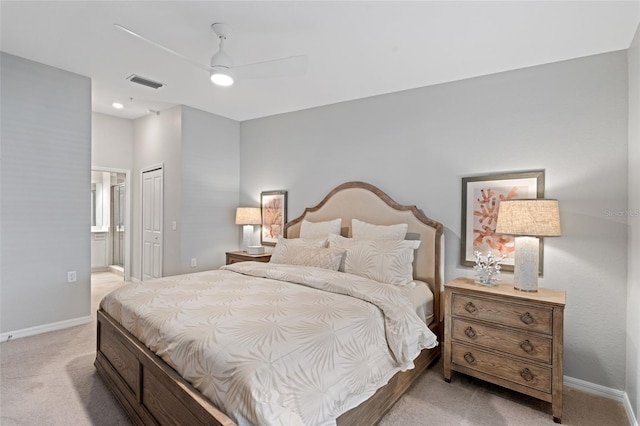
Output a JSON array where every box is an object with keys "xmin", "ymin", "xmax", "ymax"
[
  {"xmin": 565, "ymin": 375, "xmax": 638, "ymax": 426},
  {"xmin": 0, "ymin": 316, "xmax": 92, "ymax": 342},
  {"xmin": 624, "ymin": 392, "xmax": 639, "ymax": 426}
]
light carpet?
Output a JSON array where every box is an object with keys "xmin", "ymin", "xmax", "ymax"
[{"xmin": 0, "ymin": 272, "xmax": 629, "ymax": 425}]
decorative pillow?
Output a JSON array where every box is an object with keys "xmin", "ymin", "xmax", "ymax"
[
  {"xmin": 329, "ymin": 234, "xmax": 420, "ymax": 285},
  {"xmin": 273, "ymin": 247, "xmax": 345, "ymax": 271},
  {"xmin": 352, "ymin": 218, "xmax": 408, "ymax": 240},
  {"xmin": 300, "ymin": 218, "xmax": 342, "ymax": 238},
  {"xmin": 269, "ymin": 236, "xmax": 328, "ymax": 264}
]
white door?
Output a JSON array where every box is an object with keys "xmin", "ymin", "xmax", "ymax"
[{"xmin": 142, "ymin": 167, "xmax": 163, "ymax": 281}]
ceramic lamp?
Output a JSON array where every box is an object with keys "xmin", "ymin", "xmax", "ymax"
[
  {"xmin": 235, "ymin": 207, "xmax": 262, "ymax": 251},
  {"xmin": 495, "ymin": 199, "xmax": 561, "ymax": 292}
]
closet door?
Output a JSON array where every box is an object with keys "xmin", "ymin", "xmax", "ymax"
[{"xmin": 142, "ymin": 167, "xmax": 163, "ymax": 281}]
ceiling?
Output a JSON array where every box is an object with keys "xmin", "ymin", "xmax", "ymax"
[{"xmin": 2, "ymin": 1, "xmax": 638, "ymax": 122}]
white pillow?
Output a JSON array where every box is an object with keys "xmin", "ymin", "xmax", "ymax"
[
  {"xmin": 352, "ymin": 218, "xmax": 408, "ymax": 240},
  {"xmin": 300, "ymin": 218, "xmax": 342, "ymax": 238},
  {"xmin": 272, "ymin": 247, "xmax": 346, "ymax": 271},
  {"xmin": 328, "ymin": 234, "xmax": 420, "ymax": 285},
  {"xmin": 269, "ymin": 236, "xmax": 327, "ymax": 264}
]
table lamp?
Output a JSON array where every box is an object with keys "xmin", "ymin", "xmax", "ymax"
[
  {"xmin": 495, "ymin": 199, "xmax": 561, "ymax": 292},
  {"xmin": 235, "ymin": 207, "xmax": 262, "ymax": 252}
]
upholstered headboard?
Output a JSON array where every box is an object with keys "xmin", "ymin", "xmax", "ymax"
[{"xmin": 285, "ymin": 181, "xmax": 444, "ymax": 323}]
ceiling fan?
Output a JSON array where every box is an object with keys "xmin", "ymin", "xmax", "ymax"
[{"xmin": 114, "ymin": 23, "xmax": 307, "ymax": 86}]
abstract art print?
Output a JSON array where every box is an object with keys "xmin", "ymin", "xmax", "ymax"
[
  {"xmin": 461, "ymin": 170, "xmax": 544, "ymax": 272},
  {"xmin": 260, "ymin": 190, "xmax": 287, "ymax": 246}
]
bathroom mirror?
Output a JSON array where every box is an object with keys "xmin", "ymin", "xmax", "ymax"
[
  {"xmin": 91, "ymin": 183, "xmax": 103, "ymax": 227},
  {"xmin": 91, "ymin": 171, "xmax": 109, "ymax": 231}
]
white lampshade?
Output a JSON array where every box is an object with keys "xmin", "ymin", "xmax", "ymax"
[
  {"xmin": 235, "ymin": 207, "xmax": 261, "ymax": 252},
  {"xmin": 495, "ymin": 199, "xmax": 561, "ymax": 292},
  {"xmin": 495, "ymin": 199, "xmax": 561, "ymax": 237},
  {"xmin": 235, "ymin": 207, "xmax": 261, "ymax": 225}
]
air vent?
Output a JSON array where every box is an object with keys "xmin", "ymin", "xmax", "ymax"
[{"xmin": 126, "ymin": 74, "xmax": 165, "ymax": 89}]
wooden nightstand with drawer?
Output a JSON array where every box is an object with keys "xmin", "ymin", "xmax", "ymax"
[
  {"xmin": 225, "ymin": 251, "xmax": 271, "ymax": 265},
  {"xmin": 444, "ymin": 277, "xmax": 566, "ymax": 423}
]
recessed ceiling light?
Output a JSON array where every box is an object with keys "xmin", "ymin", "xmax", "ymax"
[{"xmin": 112, "ymin": 102, "xmax": 124, "ymax": 109}]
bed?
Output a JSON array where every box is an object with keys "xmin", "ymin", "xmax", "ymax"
[{"xmin": 95, "ymin": 181, "xmax": 444, "ymax": 425}]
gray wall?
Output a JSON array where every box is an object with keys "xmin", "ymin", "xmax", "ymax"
[
  {"xmin": 1, "ymin": 53, "xmax": 91, "ymax": 333},
  {"xmin": 130, "ymin": 105, "xmax": 240, "ymax": 280},
  {"xmin": 91, "ymin": 112, "xmax": 133, "ymax": 171},
  {"xmin": 181, "ymin": 106, "xmax": 240, "ymax": 271},
  {"xmin": 240, "ymin": 51, "xmax": 629, "ymax": 389},
  {"xmin": 627, "ymin": 23, "xmax": 640, "ymax": 420},
  {"xmin": 132, "ymin": 106, "xmax": 183, "ymax": 279}
]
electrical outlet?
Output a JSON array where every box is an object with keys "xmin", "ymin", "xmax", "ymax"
[
  {"xmin": 67, "ymin": 271, "xmax": 77, "ymax": 283},
  {"xmin": 172, "ymin": 221, "xmax": 177, "ymax": 230},
  {"xmin": 191, "ymin": 258, "xmax": 197, "ymax": 267}
]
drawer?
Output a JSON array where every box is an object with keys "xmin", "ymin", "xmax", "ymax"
[
  {"xmin": 452, "ymin": 318, "xmax": 552, "ymax": 363},
  {"xmin": 98, "ymin": 319, "xmax": 139, "ymax": 394},
  {"xmin": 226, "ymin": 253, "xmax": 271, "ymax": 265},
  {"xmin": 452, "ymin": 343, "xmax": 551, "ymax": 393},
  {"xmin": 452, "ymin": 293, "xmax": 552, "ymax": 334}
]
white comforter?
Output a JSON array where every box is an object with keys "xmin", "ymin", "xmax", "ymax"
[{"xmin": 100, "ymin": 262, "xmax": 438, "ymax": 426}]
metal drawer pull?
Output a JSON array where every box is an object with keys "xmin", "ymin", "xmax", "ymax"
[
  {"xmin": 520, "ymin": 340, "xmax": 534, "ymax": 353},
  {"xmin": 520, "ymin": 368, "xmax": 535, "ymax": 382},
  {"xmin": 520, "ymin": 312, "xmax": 534, "ymax": 325},
  {"xmin": 465, "ymin": 302, "xmax": 477, "ymax": 314},
  {"xmin": 465, "ymin": 326, "xmax": 477, "ymax": 339},
  {"xmin": 463, "ymin": 352, "xmax": 476, "ymax": 365}
]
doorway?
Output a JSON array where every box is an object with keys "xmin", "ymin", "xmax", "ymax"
[{"xmin": 91, "ymin": 168, "xmax": 131, "ymax": 281}]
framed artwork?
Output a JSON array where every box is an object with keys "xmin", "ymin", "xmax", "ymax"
[
  {"xmin": 461, "ymin": 170, "xmax": 545, "ymax": 273},
  {"xmin": 260, "ymin": 190, "xmax": 287, "ymax": 246}
]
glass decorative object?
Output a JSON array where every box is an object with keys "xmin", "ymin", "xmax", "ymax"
[{"xmin": 473, "ymin": 250, "xmax": 505, "ymax": 287}]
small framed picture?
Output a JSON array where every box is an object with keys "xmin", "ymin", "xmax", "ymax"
[
  {"xmin": 461, "ymin": 170, "xmax": 544, "ymax": 273},
  {"xmin": 260, "ymin": 190, "xmax": 287, "ymax": 246}
]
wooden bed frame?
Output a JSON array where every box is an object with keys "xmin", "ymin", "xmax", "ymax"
[{"xmin": 95, "ymin": 181, "xmax": 444, "ymax": 426}]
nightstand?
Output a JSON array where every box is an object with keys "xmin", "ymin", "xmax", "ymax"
[
  {"xmin": 444, "ymin": 277, "xmax": 566, "ymax": 423},
  {"xmin": 225, "ymin": 251, "xmax": 271, "ymax": 265}
]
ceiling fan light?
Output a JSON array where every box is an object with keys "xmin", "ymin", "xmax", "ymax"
[{"xmin": 210, "ymin": 68, "xmax": 234, "ymax": 86}]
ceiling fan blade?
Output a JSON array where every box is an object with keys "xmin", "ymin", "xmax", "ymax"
[
  {"xmin": 114, "ymin": 24, "xmax": 210, "ymax": 72},
  {"xmin": 233, "ymin": 55, "xmax": 307, "ymax": 80}
]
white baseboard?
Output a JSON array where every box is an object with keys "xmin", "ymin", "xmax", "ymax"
[
  {"xmin": 625, "ymin": 392, "xmax": 640, "ymax": 426},
  {"xmin": 565, "ymin": 375, "xmax": 638, "ymax": 426},
  {"xmin": 0, "ymin": 315, "xmax": 92, "ymax": 342}
]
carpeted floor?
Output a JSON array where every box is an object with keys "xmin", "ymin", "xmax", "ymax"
[{"xmin": 0, "ymin": 272, "xmax": 630, "ymax": 425}]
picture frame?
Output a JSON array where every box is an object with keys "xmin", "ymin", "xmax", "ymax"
[
  {"xmin": 260, "ymin": 190, "xmax": 287, "ymax": 246},
  {"xmin": 461, "ymin": 170, "xmax": 545, "ymax": 274}
]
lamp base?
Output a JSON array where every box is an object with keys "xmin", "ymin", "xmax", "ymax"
[
  {"xmin": 513, "ymin": 236, "xmax": 539, "ymax": 292},
  {"xmin": 247, "ymin": 246, "xmax": 265, "ymax": 255},
  {"xmin": 241, "ymin": 224, "xmax": 253, "ymax": 252},
  {"xmin": 515, "ymin": 287, "xmax": 539, "ymax": 293}
]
